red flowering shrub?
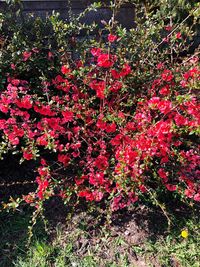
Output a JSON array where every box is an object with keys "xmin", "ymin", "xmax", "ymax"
[
  {"xmin": 0, "ymin": 32, "xmax": 199, "ymax": 212},
  {"xmin": 0, "ymin": 0, "xmax": 199, "ymax": 214}
]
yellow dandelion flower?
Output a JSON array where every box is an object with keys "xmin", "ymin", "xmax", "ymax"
[{"xmin": 181, "ymin": 230, "xmax": 188, "ymax": 238}]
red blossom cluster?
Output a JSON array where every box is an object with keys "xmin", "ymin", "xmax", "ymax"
[{"xmin": 0, "ymin": 39, "xmax": 199, "ymax": 211}]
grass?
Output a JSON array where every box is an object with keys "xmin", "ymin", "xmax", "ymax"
[
  {"xmin": 132, "ymin": 214, "xmax": 200, "ymax": 267},
  {"xmin": 0, "ymin": 204, "xmax": 199, "ymax": 267}
]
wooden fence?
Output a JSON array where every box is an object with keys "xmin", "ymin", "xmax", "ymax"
[{"xmin": 0, "ymin": 0, "xmax": 135, "ymax": 29}]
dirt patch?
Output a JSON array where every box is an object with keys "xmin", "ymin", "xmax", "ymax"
[{"xmin": 42, "ymin": 199, "xmax": 171, "ymax": 267}]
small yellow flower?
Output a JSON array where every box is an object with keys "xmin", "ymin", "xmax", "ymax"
[{"xmin": 181, "ymin": 230, "xmax": 188, "ymax": 238}]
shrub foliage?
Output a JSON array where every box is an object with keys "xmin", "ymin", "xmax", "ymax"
[{"xmin": 0, "ymin": 0, "xmax": 199, "ymax": 213}]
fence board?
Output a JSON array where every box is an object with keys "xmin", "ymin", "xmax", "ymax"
[{"xmin": 0, "ymin": 0, "xmax": 135, "ymax": 28}]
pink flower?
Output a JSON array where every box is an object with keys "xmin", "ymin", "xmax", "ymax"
[
  {"xmin": 185, "ymin": 189, "xmax": 195, "ymax": 198},
  {"xmin": 180, "ymin": 80, "xmax": 187, "ymax": 87},
  {"xmin": 11, "ymin": 63, "xmax": 16, "ymax": 70},
  {"xmin": 194, "ymin": 193, "xmax": 200, "ymax": 202},
  {"xmin": 92, "ymin": 190, "xmax": 104, "ymax": 201}
]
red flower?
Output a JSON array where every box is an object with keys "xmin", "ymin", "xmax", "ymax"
[
  {"xmin": 37, "ymin": 191, "xmax": 44, "ymax": 200},
  {"xmin": 34, "ymin": 104, "xmax": 56, "ymax": 117},
  {"xmin": 159, "ymin": 85, "xmax": 170, "ymax": 96},
  {"xmin": 0, "ymin": 119, "xmax": 6, "ymax": 130},
  {"xmin": 41, "ymin": 158, "xmax": 47, "ymax": 166},
  {"xmin": 97, "ymin": 54, "xmax": 114, "ymax": 68},
  {"xmin": 58, "ymin": 154, "xmax": 70, "ymax": 166},
  {"xmin": 120, "ymin": 64, "xmax": 131, "ymax": 77},
  {"xmin": 108, "ymin": 34, "xmax": 118, "ymax": 43},
  {"xmin": 37, "ymin": 167, "xmax": 49, "ymax": 177},
  {"xmin": 96, "ymin": 118, "xmax": 107, "ymax": 130},
  {"xmin": 111, "ymin": 69, "xmax": 121, "ymax": 79},
  {"xmin": 158, "ymin": 168, "xmax": 168, "ymax": 183},
  {"xmin": 185, "ymin": 188, "xmax": 195, "ymax": 198},
  {"xmin": 105, "ymin": 122, "xmax": 116, "ymax": 133},
  {"xmin": 110, "ymin": 134, "xmax": 123, "ymax": 146},
  {"xmin": 124, "ymin": 148, "xmax": 138, "ymax": 164},
  {"xmin": 75, "ymin": 175, "xmax": 87, "ymax": 185},
  {"xmin": 94, "ymin": 155, "xmax": 108, "ymax": 170},
  {"xmin": 110, "ymin": 81, "xmax": 122, "ymax": 92},
  {"xmin": 139, "ymin": 185, "xmax": 147, "ymax": 193},
  {"xmin": 37, "ymin": 135, "xmax": 48, "ymax": 146},
  {"xmin": 157, "ymin": 100, "xmax": 172, "ymax": 114},
  {"xmin": 23, "ymin": 194, "xmax": 34, "ymax": 204},
  {"xmin": 126, "ymin": 122, "xmax": 136, "ymax": 131},
  {"xmin": 62, "ymin": 110, "xmax": 74, "ymax": 123},
  {"xmin": 161, "ymin": 69, "xmax": 173, "ymax": 82},
  {"xmin": 11, "ymin": 79, "xmax": 20, "ymax": 86},
  {"xmin": 174, "ymin": 114, "xmax": 187, "ymax": 126},
  {"xmin": 89, "ymin": 80, "xmax": 106, "ymax": 99},
  {"xmin": 23, "ymin": 150, "xmax": 34, "ymax": 160},
  {"xmin": 111, "ymin": 196, "xmax": 122, "ymax": 211},
  {"xmin": 38, "ymin": 180, "xmax": 49, "ymax": 192},
  {"xmin": 75, "ymin": 60, "xmax": 83, "ymax": 68},
  {"xmin": 91, "ymin": 48, "xmax": 102, "ymax": 57},
  {"xmin": 118, "ymin": 111, "xmax": 125, "ymax": 119},
  {"xmin": 7, "ymin": 133, "xmax": 20, "ymax": 145},
  {"xmin": 165, "ymin": 25, "xmax": 172, "ymax": 31},
  {"xmin": 16, "ymin": 96, "xmax": 32, "ymax": 109},
  {"xmin": 176, "ymin": 32, "xmax": 182, "ymax": 39},
  {"xmin": 23, "ymin": 51, "xmax": 32, "ymax": 61},
  {"xmin": 61, "ymin": 65, "xmax": 71, "ymax": 75},
  {"xmin": 89, "ymin": 172, "xmax": 105, "ymax": 186},
  {"xmin": 78, "ymin": 190, "xmax": 94, "ymax": 201},
  {"xmin": 165, "ymin": 184, "xmax": 177, "ymax": 191}
]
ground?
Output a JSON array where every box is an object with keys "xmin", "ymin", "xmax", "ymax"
[{"xmin": 0, "ymin": 197, "xmax": 199, "ymax": 267}]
